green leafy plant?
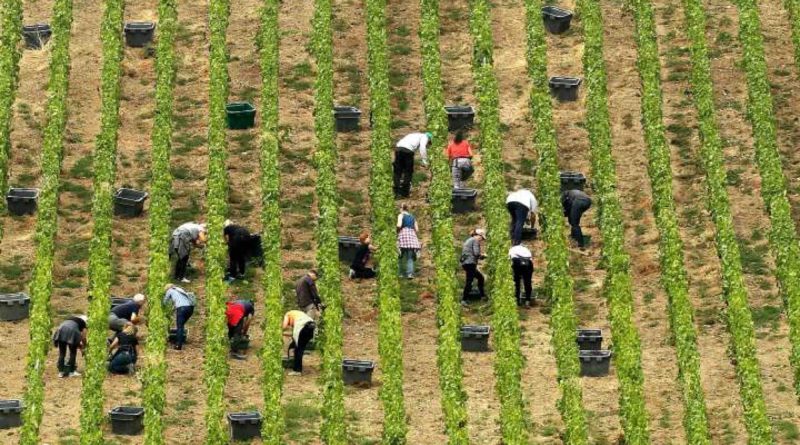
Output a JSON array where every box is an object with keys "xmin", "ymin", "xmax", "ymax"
[
  {"xmin": 418, "ymin": 0, "xmax": 469, "ymax": 442},
  {"xmin": 0, "ymin": 0, "xmax": 23, "ymax": 235},
  {"xmin": 19, "ymin": 0, "xmax": 74, "ymax": 441}
]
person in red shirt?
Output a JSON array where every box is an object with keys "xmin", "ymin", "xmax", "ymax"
[
  {"xmin": 444, "ymin": 131, "xmax": 475, "ymax": 189},
  {"xmin": 226, "ymin": 299, "xmax": 254, "ymax": 359}
]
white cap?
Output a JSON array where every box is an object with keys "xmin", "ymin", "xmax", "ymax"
[
  {"xmin": 133, "ymin": 293, "xmax": 146, "ymax": 303},
  {"xmin": 224, "ymin": 219, "xmax": 233, "ymax": 227},
  {"xmin": 77, "ymin": 315, "xmax": 88, "ymax": 323},
  {"xmin": 474, "ymin": 228, "xmax": 486, "ymax": 238}
]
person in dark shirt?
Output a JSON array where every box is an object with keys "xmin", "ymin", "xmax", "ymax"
[
  {"xmin": 108, "ymin": 323, "xmax": 139, "ymax": 375},
  {"xmin": 224, "ymin": 220, "xmax": 253, "ymax": 280},
  {"xmin": 52, "ymin": 315, "xmax": 87, "ymax": 378},
  {"xmin": 561, "ymin": 189, "xmax": 592, "ymax": 248},
  {"xmin": 349, "ymin": 231, "xmax": 376, "ymax": 279},
  {"xmin": 295, "ymin": 270, "xmax": 321, "ymax": 320},
  {"xmin": 108, "ymin": 294, "xmax": 145, "ymax": 332}
]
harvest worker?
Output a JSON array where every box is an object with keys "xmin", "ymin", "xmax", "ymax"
[
  {"xmin": 506, "ymin": 188, "xmax": 538, "ymax": 246},
  {"xmin": 282, "ymin": 310, "xmax": 316, "ymax": 376},
  {"xmin": 107, "ymin": 323, "xmax": 139, "ymax": 375},
  {"xmin": 393, "ymin": 131, "xmax": 431, "ymax": 198},
  {"xmin": 509, "ymin": 244, "xmax": 534, "ymax": 307},
  {"xmin": 108, "ymin": 293, "xmax": 145, "ymax": 332},
  {"xmin": 296, "ymin": 269, "xmax": 322, "ymax": 320},
  {"xmin": 561, "ymin": 189, "xmax": 592, "ymax": 249},
  {"xmin": 226, "ymin": 299, "xmax": 255, "ymax": 359},
  {"xmin": 460, "ymin": 228, "xmax": 486, "ymax": 302},
  {"xmin": 163, "ymin": 284, "xmax": 196, "ymax": 350},
  {"xmin": 349, "ymin": 231, "xmax": 377, "ymax": 279},
  {"xmin": 396, "ymin": 204, "xmax": 421, "ymax": 279},
  {"xmin": 445, "ymin": 131, "xmax": 475, "ymax": 189},
  {"xmin": 52, "ymin": 315, "xmax": 88, "ymax": 378},
  {"xmin": 170, "ymin": 221, "xmax": 207, "ymax": 284},
  {"xmin": 223, "ymin": 219, "xmax": 252, "ymax": 281}
]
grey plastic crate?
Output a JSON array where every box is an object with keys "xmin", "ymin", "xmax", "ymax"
[
  {"xmin": 7, "ymin": 188, "xmax": 39, "ymax": 216},
  {"xmin": 549, "ymin": 77, "xmax": 582, "ymax": 102},
  {"xmin": 338, "ymin": 236, "xmax": 360, "ymax": 263},
  {"xmin": 452, "ymin": 188, "xmax": 478, "ymax": 214},
  {"xmin": 22, "ymin": 23, "xmax": 51, "ymax": 49},
  {"xmin": 579, "ymin": 350, "xmax": 612, "ymax": 377},
  {"xmin": 114, "ymin": 188, "xmax": 148, "ymax": 218},
  {"xmin": 576, "ymin": 329, "xmax": 602, "ymax": 351},
  {"xmin": 461, "ymin": 325, "xmax": 490, "ymax": 352},
  {"xmin": 0, "ymin": 399, "xmax": 23, "ymax": 429},
  {"xmin": 542, "ymin": 6, "xmax": 573, "ymax": 34},
  {"xmin": 0, "ymin": 293, "xmax": 30, "ymax": 321},
  {"xmin": 228, "ymin": 411, "xmax": 262, "ymax": 441},
  {"xmin": 444, "ymin": 105, "xmax": 475, "ymax": 131},
  {"xmin": 334, "ymin": 106, "xmax": 362, "ymax": 132},
  {"xmin": 124, "ymin": 21, "xmax": 155, "ymax": 47},
  {"xmin": 559, "ymin": 171, "xmax": 586, "ymax": 192},
  {"xmin": 109, "ymin": 406, "xmax": 144, "ymax": 435},
  {"xmin": 342, "ymin": 359, "xmax": 375, "ymax": 386}
]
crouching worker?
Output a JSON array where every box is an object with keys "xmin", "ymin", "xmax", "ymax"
[
  {"xmin": 296, "ymin": 269, "xmax": 322, "ymax": 320},
  {"xmin": 561, "ymin": 189, "xmax": 592, "ymax": 249},
  {"xmin": 108, "ymin": 293, "xmax": 145, "ymax": 332},
  {"xmin": 509, "ymin": 244, "xmax": 534, "ymax": 307},
  {"xmin": 163, "ymin": 284, "xmax": 196, "ymax": 350},
  {"xmin": 170, "ymin": 221, "xmax": 207, "ymax": 283},
  {"xmin": 107, "ymin": 323, "xmax": 139, "ymax": 375},
  {"xmin": 52, "ymin": 315, "xmax": 88, "ymax": 378},
  {"xmin": 283, "ymin": 310, "xmax": 316, "ymax": 376},
  {"xmin": 226, "ymin": 299, "xmax": 255, "ymax": 360}
]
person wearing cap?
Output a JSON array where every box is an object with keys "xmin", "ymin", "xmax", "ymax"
[
  {"xmin": 226, "ymin": 299, "xmax": 255, "ymax": 359},
  {"xmin": 445, "ymin": 130, "xmax": 475, "ymax": 189},
  {"xmin": 108, "ymin": 294, "xmax": 146, "ymax": 332},
  {"xmin": 52, "ymin": 315, "xmax": 88, "ymax": 377},
  {"xmin": 223, "ymin": 219, "xmax": 253, "ymax": 280},
  {"xmin": 562, "ymin": 189, "xmax": 593, "ymax": 248},
  {"xmin": 509, "ymin": 244, "xmax": 534, "ymax": 307},
  {"xmin": 506, "ymin": 188, "xmax": 538, "ymax": 246},
  {"xmin": 163, "ymin": 284, "xmax": 197, "ymax": 350},
  {"xmin": 296, "ymin": 269, "xmax": 322, "ymax": 320},
  {"xmin": 460, "ymin": 229, "xmax": 487, "ymax": 302},
  {"xmin": 283, "ymin": 310, "xmax": 316, "ymax": 376},
  {"xmin": 393, "ymin": 131, "xmax": 431, "ymax": 198},
  {"xmin": 170, "ymin": 221, "xmax": 207, "ymax": 283}
]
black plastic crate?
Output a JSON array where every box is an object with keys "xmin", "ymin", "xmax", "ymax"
[
  {"xmin": 461, "ymin": 325, "xmax": 490, "ymax": 352},
  {"xmin": 579, "ymin": 350, "xmax": 612, "ymax": 377},
  {"xmin": 452, "ymin": 188, "xmax": 478, "ymax": 214},
  {"xmin": 559, "ymin": 171, "xmax": 586, "ymax": 192},
  {"xmin": 334, "ymin": 106, "xmax": 361, "ymax": 132},
  {"xmin": 124, "ymin": 21, "xmax": 156, "ymax": 47},
  {"xmin": 549, "ymin": 77, "xmax": 582, "ymax": 102},
  {"xmin": 576, "ymin": 329, "xmax": 602, "ymax": 351},
  {"xmin": 22, "ymin": 23, "xmax": 51, "ymax": 49},
  {"xmin": 109, "ymin": 406, "xmax": 144, "ymax": 435},
  {"xmin": 226, "ymin": 102, "xmax": 257, "ymax": 129},
  {"xmin": 7, "ymin": 188, "xmax": 39, "ymax": 216},
  {"xmin": 462, "ymin": 288, "xmax": 483, "ymax": 302},
  {"xmin": 0, "ymin": 293, "xmax": 30, "ymax": 321},
  {"xmin": 338, "ymin": 236, "xmax": 360, "ymax": 263},
  {"xmin": 228, "ymin": 411, "xmax": 262, "ymax": 441},
  {"xmin": 114, "ymin": 188, "xmax": 148, "ymax": 218},
  {"xmin": 521, "ymin": 226, "xmax": 538, "ymax": 241},
  {"xmin": 230, "ymin": 334, "xmax": 250, "ymax": 351},
  {"xmin": 0, "ymin": 399, "xmax": 23, "ymax": 429},
  {"xmin": 342, "ymin": 359, "xmax": 375, "ymax": 386},
  {"xmin": 444, "ymin": 105, "xmax": 475, "ymax": 131},
  {"xmin": 541, "ymin": 6, "xmax": 573, "ymax": 34}
]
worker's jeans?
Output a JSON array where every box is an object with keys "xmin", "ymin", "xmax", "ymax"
[
  {"xmin": 228, "ymin": 243, "xmax": 247, "ymax": 278},
  {"xmin": 507, "ymin": 201, "xmax": 529, "ymax": 246},
  {"xmin": 174, "ymin": 253, "xmax": 190, "ymax": 280},
  {"xmin": 174, "ymin": 305, "xmax": 194, "ymax": 348},
  {"xmin": 462, "ymin": 263, "xmax": 485, "ymax": 300},
  {"xmin": 57, "ymin": 341, "xmax": 78, "ymax": 374},
  {"xmin": 291, "ymin": 323, "xmax": 316, "ymax": 372},
  {"xmin": 393, "ymin": 149, "xmax": 415, "ymax": 197},
  {"xmin": 512, "ymin": 258, "xmax": 534, "ymax": 305},
  {"xmin": 451, "ymin": 158, "xmax": 472, "ymax": 189},
  {"xmin": 399, "ymin": 248, "xmax": 416, "ymax": 277},
  {"xmin": 568, "ymin": 198, "xmax": 592, "ymax": 247}
]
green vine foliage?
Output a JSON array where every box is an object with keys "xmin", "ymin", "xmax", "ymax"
[
  {"xmin": 0, "ymin": 0, "xmax": 23, "ymax": 230},
  {"xmin": 467, "ymin": 1, "xmax": 528, "ymax": 442},
  {"xmin": 79, "ymin": 0, "xmax": 125, "ymax": 442},
  {"xmin": 203, "ymin": 0, "xmax": 232, "ymax": 442},
  {"xmin": 257, "ymin": 1, "xmax": 284, "ymax": 443},
  {"xmin": 142, "ymin": 0, "xmax": 178, "ymax": 443},
  {"xmin": 523, "ymin": 0, "xmax": 588, "ymax": 442},
  {"xmin": 735, "ymin": 0, "xmax": 800, "ymax": 407},
  {"xmin": 783, "ymin": 0, "xmax": 800, "ymax": 75},
  {"xmin": 418, "ymin": 0, "xmax": 470, "ymax": 442},
  {"xmin": 312, "ymin": 0, "xmax": 347, "ymax": 442},
  {"xmin": 19, "ymin": 0, "xmax": 74, "ymax": 442},
  {"xmin": 364, "ymin": 0, "xmax": 408, "ymax": 442},
  {"xmin": 630, "ymin": 0, "xmax": 773, "ymax": 441}
]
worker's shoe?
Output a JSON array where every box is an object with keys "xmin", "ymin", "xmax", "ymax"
[
  {"xmin": 58, "ymin": 372, "xmax": 68, "ymax": 378},
  {"xmin": 348, "ymin": 269, "xmax": 355, "ymax": 279},
  {"xmin": 287, "ymin": 371, "xmax": 301, "ymax": 376},
  {"xmin": 180, "ymin": 278, "xmax": 191, "ymax": 284},
  {"xmin": 68, "ymin": 371, "xmax": 82, "ymax": 378},
  {"xmin": 231, "ymin": 352, "xmax": 247, "ymax": 360}
]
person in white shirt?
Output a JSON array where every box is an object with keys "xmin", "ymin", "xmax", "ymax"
[
  {"xmin": 505, "ymin": 189, "xmax": 538, "ymax": 246},
  {"xmin": 508, "ymin": 244, "xmax": 534, "ymax": 307},
  {"xmin": 393, "ymin": 132, "xmax": 431, "ymax": 197}
]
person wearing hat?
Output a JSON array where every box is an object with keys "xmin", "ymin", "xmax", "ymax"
[
  {"xmin": 163, "ymin": 283, "xmax": 197, "ymax": 350},
  {"xmin": 223, "ymin": 219, "xmax": 253, "ymax": 280},
  {"xmin": 170, "ymin": 221, "xmax": 207, "ymax": 283},
  {"xmin": 460, "ymin": 228, "xmax": 487, "ymax": 302},
  {"xmin": 506, "ymin": 188, "xmax": 538, "ymax": 246},
  {"xmin": 52, "ymin": 315, "xmax": 88, "ymax": 377},
  {"xmin": 108, "ymin": 293, "xmax": 146, "ymax": 332},
  {"xmin": 393, "ymin": 131, "xmax": 431, "ymax": 197}
]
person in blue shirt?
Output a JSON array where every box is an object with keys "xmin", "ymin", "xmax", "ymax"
[
  {"xmin": 108, "ymin": 294, "xmax": 145, "ymax": 332},
  {"xmin": 163, "ymin": 284, "xmax": 197, "ymax": 350}
]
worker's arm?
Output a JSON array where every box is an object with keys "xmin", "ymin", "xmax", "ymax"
[
  {"xmin": 419, "ymin": 137, "xmax": 429, "ymax": 166},
  {"xmin": 281, "ymin": 313, "xmax": 290, "ymax": 330},
  {"xmin": 108, "ymin": 337, "xmax": 119, "ymax": 352},
  {"xmin": 414, "ymin": 220, "xmax": 419, "ymax": 232},
  {"xmin": 396, "ymin": 213, "xmax": 404, "ymax": 229},
  {"xmin": 468, "ymin": 143, "xmax": 474, "ymax": 158}
]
